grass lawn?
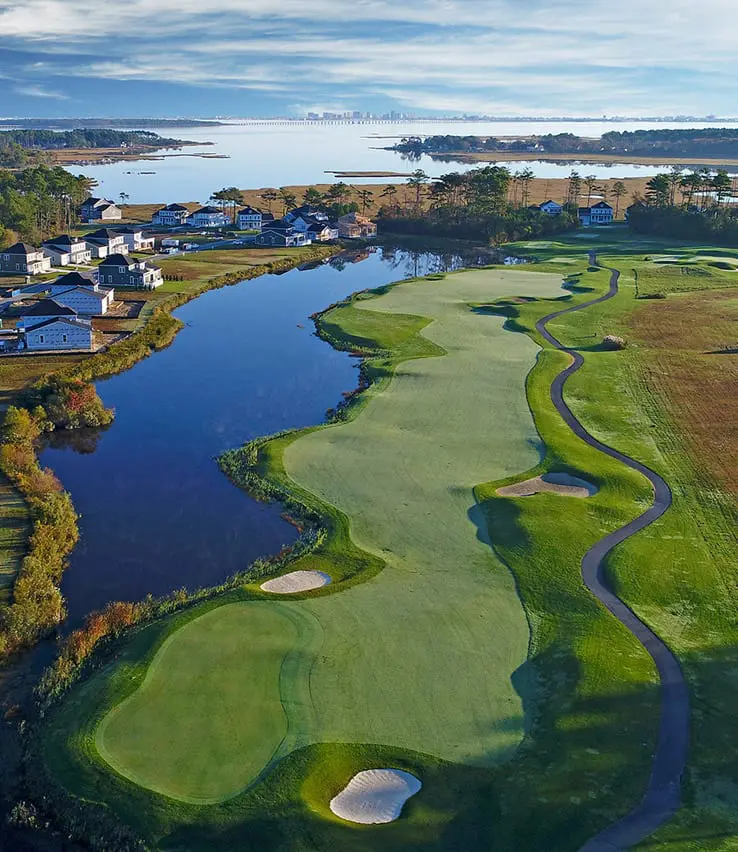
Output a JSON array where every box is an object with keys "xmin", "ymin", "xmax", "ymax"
[{"xmin": 36, "ymin": 231, "xmax": 738, "ymax": 850}]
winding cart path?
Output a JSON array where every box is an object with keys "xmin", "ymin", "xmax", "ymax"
[{"xmin": 535, "ymin": 256, "xmax": 689, "ymax": 850}]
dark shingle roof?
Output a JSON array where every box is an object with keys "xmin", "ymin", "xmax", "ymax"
[
  {"xmin": 162, "ymin": 203, "xmax": 189, "ymax": 212},
  {"xmin": 99, "ymin": 254, "xmax": 131, "ymax": 267},
  {"xmin": 52, "ymin": 271, "xmax": 96, "ymax": 289},
  {"xmin": 193, "ymin": 206, "xmax": 223, "ymax": 215},
  {"xmin": 21, "ymin": 298, "xmax": 77, "ymax": 317},
  {"xmin": 4, "ymin": 242, "xmax": 39, "ymax": 255},
  {"xmin": 43, "ymin": 235, "xmax": 86, "ymax": 249},
  {"xmin": 591, "ymin": 201, "xmax": 613, "ymax": 209},
  {"xmin": 237, "ymin": 206, "xmax": 262, "ymax": 216},
  {"xmin": 86, "ymin": 228, "xmax": 120, "ymax": 240}
]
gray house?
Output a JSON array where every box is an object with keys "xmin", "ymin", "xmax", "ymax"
[
  {"xmin": 0, "ymin": 243, "xmax": 52, "ymax": 276},
  {"xmin": 98, "ymin": 254, "xmax": 163, "ymax": 289},
  {"xmin": 80, "ymin": 197, "xmax": 122, "ymax": 223},
  {"xmin": 152, "ymin": 204, "xmax": 191, "ymax": 227},
  {"xmin": 24, "ymin": 317, "xmax": 93, "ymax": 351},
  {"xmin": 17, "ymin": 298, "xmax": 86, "ymax": 330}
]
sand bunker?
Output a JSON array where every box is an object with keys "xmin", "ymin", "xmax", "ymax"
[
  {"xmin": 260, "ymin": 570, "xmax": 331, "ymax": 594},
  {"xmin": 496, "ymin": 472, "xmax": 598, "ymax": 499},
  {"xmin": 330, "ymin": 769, "xmax": 422, "ymax": 824}
]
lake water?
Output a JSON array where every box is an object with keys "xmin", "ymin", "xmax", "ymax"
[
  {"xmin": 77, "ymin": 119, "xmax": 732, "ymax": 205},
  {"xmin": 40, "ymin": 244, "xmax": 491, "ymax": 626}
]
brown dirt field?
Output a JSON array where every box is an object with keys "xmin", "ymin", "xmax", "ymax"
[{"xmin": 629, "ymin": 290, "xmax": 738, "ymax": 499}]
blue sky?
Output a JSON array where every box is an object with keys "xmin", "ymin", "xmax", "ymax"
[{"xmin": 0, "ymin": 0, "xmax": 735, "ymax": 118}]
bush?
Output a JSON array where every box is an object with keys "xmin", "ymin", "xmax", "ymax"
[{"xmin": 602, "ymin": 334, "xmax": 627, "ymax": 351}]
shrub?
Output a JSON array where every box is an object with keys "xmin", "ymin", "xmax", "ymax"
[{"xmin": 602, "ymin": 334, "xmax": 627, "ymax": 351}]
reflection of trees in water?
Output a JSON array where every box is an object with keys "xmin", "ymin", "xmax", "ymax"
[
  {"xmin": 44, "ymin": 427, "xmax": 106, "ymax": 456},
  {"xmin": 377, "ymin": 244, "xmax": 503, "ymax": 279}
]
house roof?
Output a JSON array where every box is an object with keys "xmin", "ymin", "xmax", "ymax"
[
  {"xmin": 262, "ymin": 211, "xmax": 275, "ymax": 221},
  {"xmin": 578, "ymin": 207, "xmax": 591, "ymax": 214},
  {"xmin": 160, "ymin": 203, "xmax": 189, "ymax": 212},
  {"xmin": 591, "ymin": 201, "xmax": 613, "ymax": 209},
  {"xmin": 99, "ymin": 253, "xmax": 132, "ymax": 267},
  {"xmin": 541, "ymin": 200, "xmax": 562, "ymax": 207},
  {"xmin": 86, "ymin": 228, "xmax": 121, "ymax": 240},
  {"xmin": 237, "ymin": 206, "xmax": 262, "ymax": 216},
  {"xmin": 113, "ymin": 225, "xmax": 145, "ymax": 234},
  {"xmin": 25, "ymin": 316, "xmax": 92, "ymax": 333},
  {"xmin": 21, "ymin": 298, "xmax": 77, "ymax": 317},
  {"xmin": 52, "ymin": 271, "xmax": 97, "ymax": 289},
  {"xmin": 4, "ymin": 242, "xmax": 40, "ymax": 255},
  {"xmin": 58, "ymin": 285, "xmax": 109, "ymax": 300},
  {"xmin": 262, "ymin": 219, "xmax": 293, "ymax": 232},
  {"xmin": 81, "ymin": 197, "xmax": 103, "ymax": 206},
  {"xmin": 43, "ymin": 235, "xmax": 87, "ymax": 249},
  {"xmin": 193, "ymin": 206, "xmax": 223, "ymax": 215}
]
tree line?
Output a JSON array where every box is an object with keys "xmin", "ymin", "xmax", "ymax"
[
  {"xmin": 0, "ymin": 165, "xmax": 94, "ymax": 246},
  {"xmin": 629, "ymin": 167, "xmax": 738, "ymax": 245},
  {"xmin": 376, "ymin": 166, "xmax": 580, "ymax": 242},
  {"xmin": 390, "ymin": 128, "xmax": 738, "ymax": 159}
]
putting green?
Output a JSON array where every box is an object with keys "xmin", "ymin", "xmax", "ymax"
[{"xmin": 98, "ymin": 268, "xmax": 565, "ymax": 802}]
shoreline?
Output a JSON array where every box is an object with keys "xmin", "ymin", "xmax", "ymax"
[{"xmin": 417, "ymin": 150, "xmax": 738, "ymax": 167}]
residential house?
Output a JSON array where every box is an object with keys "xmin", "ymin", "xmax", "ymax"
[
  {"xmin": 0, "ymin": 243, "xmax": 52, "ymax": 276},
  {"xmin": 306, "ymin": 220, "xmax": 339, "ymax": 242},
  {"xmin": 338, "ymin": 212, "xmax": 377, "ymax": 238},
  {"xmin": 98, "ymin": 254, "xmax": 163, "ymax": 289},
  {"xmin": 24, "ymin": 317, "xmax": 93, "ymax": 351},
  {"xmin": 17, "ymin": 298, "xmax": 88, "ymax": 330},
  {"xmin": 538, "ymin": 200, "xmax": 563, "ymax": 216},
  {"xmin": 152, "ymin": 203, "xmax": 191, "ymax": 227},
  {"xmin": 189, "ymin": 206, "xmax": 229, "ymax": 228},
  {"xmin": 113, "ymin": 226, "xmax": 156, "ymax": 252},
  {"xmin": 53, "ymin": 284, "xmax": 114, "ymax": 316},
  {"xmin": 80, "ymin": 197, "xmax": 122, "ymax": 223},
  {"xmin": 85, "ymin": 228, "xmax": 129, "ymax": 259},
  {"xmin": 255, "ymin": 220, "xmax": 309, "ymax": 247},
  {"xmin": 41, "ymin": 235, "xmax": 92, "ymax": 267},
  {"xmin": 285, "ymin": 205, "xmax": 327, "ymax": 224},
  {"xmin": 579, "ymin": 201, "xmax": 614, "ymax": 226},
  {"xmin": 236, "ymin": 206, "xmax": 266, "ymax": 230}
]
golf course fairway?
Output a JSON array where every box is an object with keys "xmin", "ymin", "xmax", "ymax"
[{"xmin": 96, "ymin": 268, "xmax": 566, "ymax": 803}]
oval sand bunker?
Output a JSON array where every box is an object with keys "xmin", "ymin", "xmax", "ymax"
[
  {"xmin": 330, "ymin": 769, "xmax": 422, "ymax": 824},
  {"xmin": 496, "ymin": 472, "xmax": 598, "ymax": 499},
  {"xmin": 260, "ymin": 570, "xmax": 331, "ymax": 594}
]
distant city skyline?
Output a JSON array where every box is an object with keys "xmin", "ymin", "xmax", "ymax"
[{"xmin": 0, "ymin": 0, "xmax": 736, "ymax": 119}]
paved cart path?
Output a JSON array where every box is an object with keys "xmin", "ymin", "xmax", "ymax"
[{"xmin": 535, "ymin": 256, "xmax": 689, "ymax": 851}]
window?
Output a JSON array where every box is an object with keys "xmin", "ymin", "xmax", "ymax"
[
  {"xmin": 62, "ymin": 334, "xmax": 67, "ymax": 343},
  {"xmin": 39, "ymin": 335, "xmax": 44, "ymax": 343}
]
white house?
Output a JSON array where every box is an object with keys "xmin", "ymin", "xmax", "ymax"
[
  {"xmin": 113, "ymin": 226, "xmax": 155, "ymax": 252},
  {"xmin": 41, "ymin": 235, "xmax": 92, "ymax": 267},
  {"xmin": 579, "ymin": 202, "xmax": 613, "ymax": 226},
  {"xmin": 306, "ymin": 220, "xmax": 339, "ymax": 242},
  {"xmin": 152, "ymin": 204, "xmax": 191, "ymax": 227},
  {"xmin": 539, "ymin": 200, "xmax": 563, "ymax": 216},
  {"xmin": 24, "ymin": 317, "xmax": 93, "ymax": 351},
  {"xmin": 0, "ymin": 243, "xmax": 52, "ymax": 276},
  {"xmin": 98, "ymin": 254, "xmax": 163, "ymax": 289},
  {"xmin": 80, "ymin": 197, "xmax": 122, "ymax": 223},
  {"xmin": 236, "ymin": 206, "xmax": 265, "ymax": 230},
  {"xmin": 85, "ymin": 228, "xmax": 129, "ymax": 259},
  {"xmin": 53, "ymin": 285, "xmax": 114, "ymax": 316},
  {"xmin": 189, "ymin": 206, "xmax": 228, "ymax": 228},
  {"xmin": 285, "ymin": 205, "xmax": 327, "ymax": 224}
]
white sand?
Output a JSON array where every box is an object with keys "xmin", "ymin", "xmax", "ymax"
[
  {"xmin": 260, "ymin": 570, "xmax": 331, "ymax": 594},
  {"xmin": 330, "ymin": 769, "xmax": 422, "ymax": 824},
  {"xmin": 496, "ymin": 472, "xmax": 598, "ymax": 499}
]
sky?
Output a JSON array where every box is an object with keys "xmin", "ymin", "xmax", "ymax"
[{"xmin": 0, "ymin": 0, "xmax": 736, "ymax": 118}]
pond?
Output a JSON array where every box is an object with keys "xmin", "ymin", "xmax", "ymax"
[{"xmin": 40, "ymin": 243, "xmax": 495, "ymax": 626}]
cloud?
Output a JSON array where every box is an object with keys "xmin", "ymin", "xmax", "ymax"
[
  {"xmin": 13, "ymin": 83, "xmax": 69, "ymax": 99},
  {"xmin": 1, "ymin": 0, "xmax": 737, "ymax": 115}
]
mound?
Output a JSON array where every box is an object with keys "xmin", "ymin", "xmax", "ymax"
[
  {"xmin": 329, "ymin": 769, "xmax": 422, "ymax": 824},
  {"xmin": 260, "ymin": 570, "xmax": 331, "ymax": 593},
  {"xmin": 497, "ymin": 472, "xmax": 597, "ymax": 499}
]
